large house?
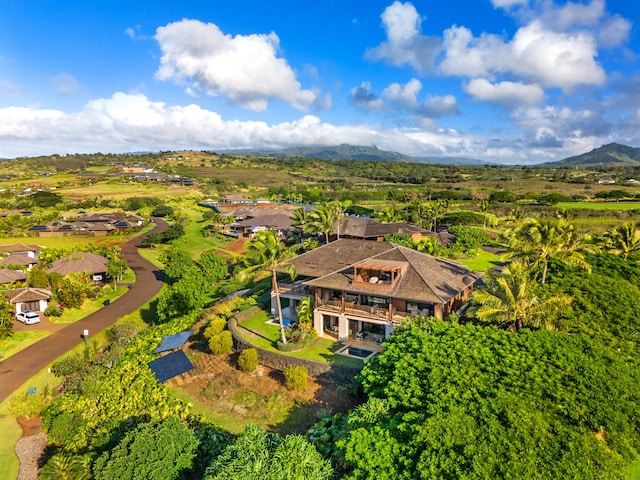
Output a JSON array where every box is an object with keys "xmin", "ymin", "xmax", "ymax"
[
  {"xmin": 47, "ymin": 252, "xmax": 109, "ymax": 282},
  {"xmin": 274, "ymin": 239, "xmax": 483, "ymax": 343},
  {"xmin": 6, "ymin": 287, "xmax": 51, "ymax": 314}
]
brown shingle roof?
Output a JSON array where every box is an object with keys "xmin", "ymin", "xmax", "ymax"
[
  {"xmin": 48, "ymin": 252, "xmax": 108, "ymax": 276},
  {"xmin": 234, "ymin": 214, "xmax": 293, "ymax": 230},
  {"xmin": 0, "ymin": 269, "xmax": 27, "ymax": 284},
  {"xmin": 6, "ymin": 287, "xmax": 51, "ymax": 303},
  {"xmin": 290, "ymin": 239, "xmax": 483, "ymax": 305},
  {"xmin": 0, "ymin": 254, "xmax": 38, "ymax": 266},
  {"xmin": 339, "ymin": 216, "xmax": 430, "ymax": 239},
  {"xmin": 0, "ymin": 244, "xmax": 43, "ymax": 254}
]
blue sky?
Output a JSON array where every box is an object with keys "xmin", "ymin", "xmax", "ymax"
[{"xmin": 0, "ymin": 0, "xmax": 638, "ymax": 163}]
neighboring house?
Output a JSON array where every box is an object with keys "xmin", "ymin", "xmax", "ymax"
[
  {"xmin": 597, "ymin": 177, "xmax": 616, "ymax": 185},
  {"xmin": 221, "ymin": 194, "xmax": 253, "ymax": 205},
  {"xmin": 28, "ymin": 212, "xmax": 145, "ymax": 237},
  {"xmin": 337, "ymin": 216, "xmax": 431, "ymax": 242},
  {"xmin": 0, "ymin": 253, "xmax": 38, "ymax": 271},
  {"xmin": 47, "ymin": 252, "xmax": 108, "ymax": 282},
  {"xmin": 6, "ymin": 287, "xmax": 52, "ymax": 313},
  {"xmin": 0, "ymin": 269, "xmax": 27, "ymax": 284},
  {"xmin": 0, "ymin": 243, "xmax": 43, "ymax": 258},
  {"xmin": 275, "ymin": 239, "xmax": 483, "ymax": 343},
  {"xmin": 231, "ymin": 214, "xmax": 294, "ymax": 238}
]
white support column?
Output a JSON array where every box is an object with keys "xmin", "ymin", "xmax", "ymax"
[
  {"xmin": 314, "ymin": 311, "xmax": 324, "ymax": 337},
  {"xmin": 384, "ymin": 323, "xmax": 394, "ymax": 338},
  {"xmin": 338, "ymin": 316, "xmax": 349, "ymax": 342}
]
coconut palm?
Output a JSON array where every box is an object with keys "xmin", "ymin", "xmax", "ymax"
[
  {"xmin": 239, "ymin": 230, "xmax": 297, "ymax": 343},
  {"xmin": 604, "ymin": 222, "xmax": 640, "ymax": 259},
  {"xmin": 376, "ymin": 206, "xmax": 403, "ymax": 223},
  {"xmin": 39, "ymin": 453, "xmax": 91, "ymax": 480},
  {"xmin": 471, "ymin": 261, "xmax": 571, "ymax": 331},
  {"xmin": 307, "ymin": 203, "xmax": 338, "ymax": 245},
  {"xmin": 290, "ymin": 207, "xmax": 308, "ymax": 233},
  {"xmin": 479, "ymin": 199, "xmax": 490, "ymax": 230},
  {"xmin": 504, "ymin": 218, "xmax": 592, "ymax": 285}
]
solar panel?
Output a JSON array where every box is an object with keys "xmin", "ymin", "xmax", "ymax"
[
  {"xmin": 153, "ymin": 330, "xmax": 192, "ymax": 353},
  {"xmin": 148, "ymin": 350, "xmax": 194, "ymax": 383}
]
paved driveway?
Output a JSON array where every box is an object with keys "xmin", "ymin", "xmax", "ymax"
[{"xmin": 0, "ymin": 219, "xmax": 168, "ymax": 403}]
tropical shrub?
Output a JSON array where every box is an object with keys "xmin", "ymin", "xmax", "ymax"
[
  {"xmin": 208, "ymin": 331, "xmax": 233, "ymax": 355},
  {"xmin": 237, "ymin": 348, "xmax": 259, "ymax": 372},
  {"xmin": 204, "ymin": 318, "xmax": 227, "ymax": 339},
  {"xmin": 284, "ymin": 365, "xmax": 308, "ymax": 391}
]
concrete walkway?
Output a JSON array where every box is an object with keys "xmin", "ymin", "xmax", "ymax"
[{"xmin": 0, "ymin": 219, "xmax": 168, "ymax": 403}]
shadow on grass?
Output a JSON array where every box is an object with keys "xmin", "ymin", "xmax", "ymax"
[{"xmin": 140, "ymin": 298, "xmax": 160, "ymax": 325}]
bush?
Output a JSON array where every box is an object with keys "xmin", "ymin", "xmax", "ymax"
[
  {"xmin": 237, "ymin": 348, "xmax": 259, "ymax": 372},
  {"xmin": 51, "ymin": 355, "xmax": 85, "ymax": 377},
  {"xmin": 204, "ymin": 318, "xmax": 226, "ymax": 339},
  {"xmin": 209, "ymin": 331, "xmax": 233, "ymax": 355},
  {"xmin": 284, "ymin": 365, "xmax": 308, "ymax": 391},
  {"xmin": 107, "ymin": 322, "xmax": 139, "ymax": 345},
  {"xmin": 9, "ymin": 392, "xmax": 49, "ymax": 419},
  {"xmin": 44, "ymin": 304, "xmax": 62, "ymax": 317}
]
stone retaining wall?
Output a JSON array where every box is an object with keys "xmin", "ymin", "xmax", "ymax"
[{"xmin": 228, "ymin": 316, "xmax": 360, "ymax": 382}]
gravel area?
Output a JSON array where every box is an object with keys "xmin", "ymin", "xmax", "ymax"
[{"xmin": 15, "ymin": 431, "xmax": 46, "ymax": 480}]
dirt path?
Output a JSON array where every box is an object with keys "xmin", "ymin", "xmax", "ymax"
[{"xmin": 0, "ymin": 219, "xmax": 168, "ymax": 403}]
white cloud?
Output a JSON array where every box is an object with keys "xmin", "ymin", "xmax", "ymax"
[
  {"xmin": 489, "ymin": 0, "xmax": 527, "ymax": 8},
  {"xmin": 598, "ymin": 14, "xmax": 632, "ymax": 47},
  {"xmin": 365, "ymin": 1, "xmax": 441, "ymax": 72},
  {"xmin": 382, "ymin": 78, "xmax": 458, "ymax": 116},
  {"xmin": 154, "ymin": 19, "xmax": 317, "ymax": 111},
  {"xmin": 464, "ymin": 78, "xmax": 544, "ymax": 106},
  {"xmin": 0, "ymin": 91, "xmax": 624, "ymax": 165},
  {"xmin": 51, "ymin": 73, "xmax": 81, "ymax": 96},
  {"xmin": 440, "ymin": 21, "xmax": 605, "ymax": 91}
]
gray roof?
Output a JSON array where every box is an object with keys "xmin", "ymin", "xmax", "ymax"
[{"xmin": 287, "ymin": 239, "xmax": 483, "ymax": 305}]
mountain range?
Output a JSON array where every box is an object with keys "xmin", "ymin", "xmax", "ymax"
[
  {"xmin": 545, "ymin": 143, "xmax": 640, "ymax": 167},
  {"xmin": 220, "ymin": 144, "xmax": 492, "ymax": 166}
]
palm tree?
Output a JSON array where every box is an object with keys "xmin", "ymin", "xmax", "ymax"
[
  {"xmin": 40, "ymin": 453, "xmax": 91, "ymax": 480},
  {"xmin": 504, "ymin": 218, "xmax": 592, "ymax": 285},
  {"xmin": 296, "ymin": 296, "xmax": 314, "ymax": 331},
  {"xmin": 428, "ymin": 199, "xmax": 451, "ymax": 233},
  {"xmin": 376, "ymin": 206, "xmax": 403, "ymax": 223},
  {"xmin": 290, "ymin": 207, "xmax": 308, "ymax": 233},
  {"xmin": 240, "ymin": 230, "xmax": 297, "ymax": 343},
  {"xmin": 471, "ymin": 261, "xmax": 571, "ymax": 331},
  {"xmin": 479, "ymin": 199, "xmax": 490, "ymax": 230},
  {"xmin": 604, "ymin": 222, "xmax": 640, "ymax": 259},
  {"xmin": 307, "ymin": 204, "xmax": 338, "ymax": 245}
]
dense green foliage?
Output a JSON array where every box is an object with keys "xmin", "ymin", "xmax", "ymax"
[
  {"xmin": 93, "ymin": 415, "xmax": 199, "ymax": 480},
  {"xmin": 0, "ymin": 297, "xmax": 14, "ymax": 339},
  {"xmin": 208, "ymin": 330, "xmax": 233, "ymax": 355},
  {"xmin": 204, "ymin": 424, "xmax": 333, "ymax": 480},
  {"xmin": 338, "ymin": 320, "xmax": 639, "ymax": 479}
]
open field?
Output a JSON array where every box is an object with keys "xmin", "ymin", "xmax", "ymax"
[
  {"xmin": 557, "ymin": 201, "xmax": 640, "ymax": 211},
  {"xmin": 59, "ymin": 181, "xmax": 202, "ymax": 201}
]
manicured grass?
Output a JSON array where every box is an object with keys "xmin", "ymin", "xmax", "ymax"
[
  {"xmin": 456, "ymin": 249, "xmax": 504, "ymax": 273},
  {"xmin": 50, "ymin": 285, "xmax": 129, "ymax": 324},
  {"xmin": 175, "ymin": 207, "xmax": 234, "ymax": 259},
  {"xmin": 238, "ymin": 310, "xmax": 363, "ymax": 368},
  {"xmin": 0, "ymin": 330, "xmax": 50, "ymax": 360},
  {"xmin": 557, "ymin": 201, "xmax": 640, "ymax": 211},
  {"xmin": 628, "ymin": 458, "xmax": 640, "ymax": 480}
]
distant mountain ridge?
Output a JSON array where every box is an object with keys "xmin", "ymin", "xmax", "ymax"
[
  {"xmin": 549, "ymin": 143, "xmax": 640, "ymax": 167},
  {"xmin": 219, "ymin": 144, "xmax": 490, "ymax": 165}
]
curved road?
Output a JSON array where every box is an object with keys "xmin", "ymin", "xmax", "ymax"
[{"xmin": 0, "ymin": 219, "xmax": 168, "ymax": 403}]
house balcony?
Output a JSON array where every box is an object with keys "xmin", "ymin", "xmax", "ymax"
[{"xmin": 317, "ymin": 298, "xmax": 409, "ymax": 323}]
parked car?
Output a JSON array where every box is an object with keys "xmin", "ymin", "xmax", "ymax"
[{"xmin": 15, "ymin": 311, "xmax": 41, "ymax": 325}]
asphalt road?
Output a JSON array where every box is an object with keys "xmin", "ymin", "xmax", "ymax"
[{"xmin": 0, "ymin": 218, "xmax": 168, "ymax": 403}]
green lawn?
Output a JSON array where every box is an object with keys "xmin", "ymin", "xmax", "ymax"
[
  {"xmin": 51, "ymin": 285, "xmax": 129, "ymax": 324},
  {"xmin": 557, "ymin": 201, "xmax": 640, "ymax": 211},
  {"xmin": 456, "ymin": 249, "xmax": 503, "ymax": 273},
  {"xmin": 0, "ymin": 330, "xmax": 50, "ymax": 360},
  {"xmin": 238, "ymin": 310, "xmax": 363, "ymax": 368},
  {"xmin": 175, "ymin": 207, "xmax": 234, "ymax": 259},
  {"xmin": 168, "ymin": 387, "xmax": 246, "ymax": 435}
]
